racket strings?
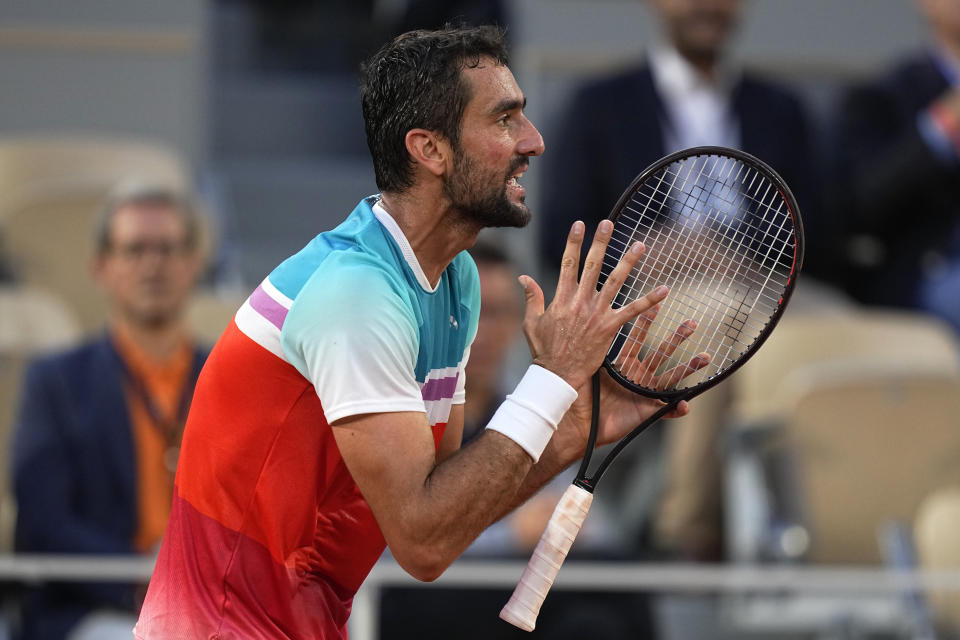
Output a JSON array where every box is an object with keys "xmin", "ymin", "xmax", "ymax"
[
  {"xmin": 602, "ymin": 153, "xmax": 796, "ymax": 392},
  {"xmin": 610, "ymin": 178, "xmax": 789, "ymax": 341},
  {"xmin": 620, "ymin": 183, "xmax": 788, "ymax": 377},
  {"xmin": 608, "ymin": 171, "xmax": 794, "ymax": 302},
  {"xmin": 616, "ymin": 166, "xmax": 795, "ymax": 277},
  {"xmin": 622, "ymin": 167, "xmax": 790, "ymax": 379},
  {"xmin": 606, "ymin": 209, "xmax": 792, "ymax": 309}
]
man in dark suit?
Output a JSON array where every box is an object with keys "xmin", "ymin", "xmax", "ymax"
[
  {"xmin": 831, "ymin": 0, "xmax": 960, "ymax": 330},
  {"xmin": 540, "ymin": 0, "xmax": 819, "ymax": 273},
  {"xmin": 11, "ymin": 183, "xmax": 208, "ymax": 640},
  {"xmin": 537, "ymin": 0, "xmax": 820, "ymax": 563}
]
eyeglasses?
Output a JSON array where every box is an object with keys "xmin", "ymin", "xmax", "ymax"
[{"xmin": 107, "ymin": 240, "xmax": 193, "ymax": 261}]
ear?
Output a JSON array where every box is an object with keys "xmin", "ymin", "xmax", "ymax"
[{"xmin": 405, "ymin": 128, "xmax": 451, "ymax": 179}]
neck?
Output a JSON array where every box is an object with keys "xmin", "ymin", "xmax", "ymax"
[
  {"xmin": 684, "ymin": 50, "xmax": 720, "ymax": 80},
  {"xmin": 113, "ymin": 315, "xmax": 188, "ymax": 361},
  {"xmin": 380, "ymin": 188, "xmax": 479, "ymax": 286}
]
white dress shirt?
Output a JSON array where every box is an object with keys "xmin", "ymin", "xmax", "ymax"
[{"xmin": 649, "ymin": 45, "xmax": 740, "ymax": 153}]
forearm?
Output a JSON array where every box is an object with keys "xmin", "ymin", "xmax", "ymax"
[
  {"xmin": 405, "ymin": 429, "xmax": 536, "ymax": 575},
  {"xmin": 488, "ymin": 416, "xmax": 585, "ymax": 523},
  {"xmin": 388, "ymin": 367, "xmax": 580, "ymax": 578}
]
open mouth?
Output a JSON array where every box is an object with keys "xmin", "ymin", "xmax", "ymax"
[{"xmin": 506, "ymin": 163, "xmax": 528, "ymax": 189}]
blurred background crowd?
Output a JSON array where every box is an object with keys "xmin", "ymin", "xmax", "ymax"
[{"xmin": 2, "ymin": 0, "xmax": 960, "ymax": 639}]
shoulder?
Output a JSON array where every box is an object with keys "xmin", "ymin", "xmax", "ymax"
[
  {"xmin": 283, "ymin": 250, "xmax": 420, "ymax": 352},
  {"xmin": 844, "ymin": 53, "xmax": 942, "ymax": 107},
  {"xmin": 879, "ymin": 53, "xmax": 941, "ymax": 92},
  {"xmin": 303, "ymin": 249, "xmax": 415, "ymax": 311},
  {"xmin": 737, "ymin": 71, "xmax": 804, "ymax": 110},
  {"xmin": 20, "ymin": 335, "xmax": 113, "ymax": 404},
  {"xmin": 566, "ymin": 65, "xmax": 652, "ymax": 111},
  {"xmin": 25, "ymin": 336, "xmax": 108, "ymax": 379},
  {"xmin": 579, "ymin": 65, "xmax": 650, "ymax": 96}
]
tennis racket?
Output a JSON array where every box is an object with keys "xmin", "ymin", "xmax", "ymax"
[{"xmin": 500, "ymin": 146, "xmax": 804, "ymax": 631}]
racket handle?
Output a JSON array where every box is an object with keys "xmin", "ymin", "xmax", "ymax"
[{"xmin": 499, "ymin": 483, "xmax": 593, "ymax": 631}]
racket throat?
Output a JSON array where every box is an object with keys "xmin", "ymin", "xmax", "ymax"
[
  {"xmin": 575, "ymin": 374, "xmax": 683, "ymax": 492},
  {"xmin": 572, "ymin": 372, "xmax": 604, "ymax": 492}
]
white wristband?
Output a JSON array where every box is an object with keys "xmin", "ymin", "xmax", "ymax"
[{"xmin": 485, "ymin": 365, "xmax": 578, "ymax": 462}]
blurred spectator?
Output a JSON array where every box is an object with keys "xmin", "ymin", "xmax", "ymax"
[
  {"xmin": 538, "ymin": 0, "xmax": 821, "ymax": 562},
  {"xmin": 460, "ymin": 240, "xmax": 525, "ymax": 442},
  {"xmin": 830, "ymin": 0, "xmax": 960, "ymax": 332},
  {"xmin": 10, "ymin": 183, "xmax": 208, "ymax": 640},
  {"xmin": 539, "ymin": 0, "xmax": 821, "ymax": 275}
]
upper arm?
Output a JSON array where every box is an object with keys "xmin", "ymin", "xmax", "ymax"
[
  {"xmin": 281, "ymin": 259, "xmax": 425, "ymax": 423},
  {"xmin": 330, "ymin": 410, "xmax": 439, "ymax": 555}
]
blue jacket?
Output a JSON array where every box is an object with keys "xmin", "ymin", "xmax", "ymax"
[{"xmin": 10, "ymin": 332, "xmax": 206, "ymax": 640}]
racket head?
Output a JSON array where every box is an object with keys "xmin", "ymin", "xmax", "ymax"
[{"xmin": 600, "ymin": 146, "xmax": 804, "ymax": 402}]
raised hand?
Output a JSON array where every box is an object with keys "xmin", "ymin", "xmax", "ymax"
[
  {"xmin": 567, "ymin": 312, "xmax": 712, "ymax": 448},
  {"xmin": 518, "ymin": 220, "xmax": 668, "ymax": 391}
]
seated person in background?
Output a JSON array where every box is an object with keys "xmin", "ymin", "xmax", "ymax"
[
  {"xmin": 831, "ymin": 0, "xmax": 960, "ymax": 331},
  {"xmin": 460, "ymin": 240, "xmax": 525, "ymax": 442},
  {"xmin": 11, "ymin": 183, "xmax": 208, "ymax": 640}
]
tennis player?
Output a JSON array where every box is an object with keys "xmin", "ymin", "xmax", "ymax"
[{"xmin": 135, "ymin": 25, "xmax": 698, "ymax": 639}]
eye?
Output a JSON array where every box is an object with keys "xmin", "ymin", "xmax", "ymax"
[{"xmin": 497, "ymin": 113, "xmax": 511, "ymax": 126}]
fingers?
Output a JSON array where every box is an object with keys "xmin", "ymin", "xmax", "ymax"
[
  {"xmin": 579, "ymin": 219, "xmax": 615, "ymax": 293},
  {"xmin": 636, "ymin": 319, "xmax": 698, "ymax": 388},
  {"xmin": 616, "ymin": 284, "xmax": 669, "ymax": 324},
  {"xmin": 596, "ymin": 238, "xmax": 647, "ymax": 307},
  {"xmin": 519, "ymin": 274, "xmax": 545, "ymax": 337},
  {"xmin": 613, "ymin": 304, "xmax": 660, "ymax": 378},
  {"xmin": 653, "ymin": 352, "xmax": 711, "ymax": 391},
  {"xmin": 554, "ymin": 221, "xmax": 585, "ymax": 302},
  {"xmin": 663, "ymin": 399, "xmax": 690, "ymax": 419},
  {"xmin": 616, "ymin": 313, "xmax": 712, "ymax": 391}
]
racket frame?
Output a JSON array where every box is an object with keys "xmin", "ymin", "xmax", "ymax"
[{"xmin": 600, "ymin": 145, "xmax": 805, "ymax": 405}]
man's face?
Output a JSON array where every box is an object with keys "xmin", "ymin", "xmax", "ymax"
[
  {"xmin": 652, "ymin": 0, "xmax": 742, "ymax": 64},
  {"xmin": 443, "ymin": 60, "xmax": 545, "ymax": 229},
  {"xmin": 95, "ymin": 203, "xmax": 200, "ymax": 328}
]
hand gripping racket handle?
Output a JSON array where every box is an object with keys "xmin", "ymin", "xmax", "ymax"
[{"xmin": 499, "ymin": 483, "xmax": 593, "ymax": 631}]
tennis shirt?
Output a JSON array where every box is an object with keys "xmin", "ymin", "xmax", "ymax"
[{"xmin": 135, "ymin": 196, "xmax": 480, "ymax": 639}]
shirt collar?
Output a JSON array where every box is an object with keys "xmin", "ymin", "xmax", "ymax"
[
  {"xmin": 371, "ymin": 198, "xmax": 437, "ymax": 293},
  {"xmin": 649, "ymin": 44, "xmax": 738, "ymax": 102}
]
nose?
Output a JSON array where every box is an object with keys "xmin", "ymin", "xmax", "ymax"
[{"xmin": 518, "ymin": 115, "xmax": 545, "ymax": 157}]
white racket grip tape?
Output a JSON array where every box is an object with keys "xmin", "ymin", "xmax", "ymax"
[{"xmin": 499, "ymin": 484, "xmax": 593, "ymax": 631}]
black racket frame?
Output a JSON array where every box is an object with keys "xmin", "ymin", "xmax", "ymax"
[{"xmin": 574, "ymin": 146, "xmax": 805, "ymax": 492}]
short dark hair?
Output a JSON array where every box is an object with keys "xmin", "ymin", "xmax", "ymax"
[
  {"xmin": 360, "ymin": 25, "xmax": 509, "ymax": 193},
  {"xmin": 95, "ymin": 181, "xmax": 200, "ymax": 255}
]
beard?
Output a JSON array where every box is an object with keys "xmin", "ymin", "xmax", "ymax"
[{"xmin": 443, "ymin": 152, "xmax": 532, "ymax": 229}]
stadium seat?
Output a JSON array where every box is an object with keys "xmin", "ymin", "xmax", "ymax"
[
  {"xmin": 914, "ymin": 485, "xmax": 960, "ymax": 632},
  {"xmin": 724, "ymin": 308, "xmax": 960, "ymax": 565}
]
